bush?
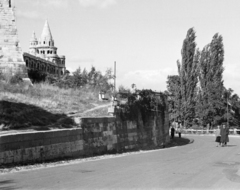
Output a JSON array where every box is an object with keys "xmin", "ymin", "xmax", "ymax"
[{"xmin": 9, "ymin": 72, "xmax": 23, "ymax": 84}]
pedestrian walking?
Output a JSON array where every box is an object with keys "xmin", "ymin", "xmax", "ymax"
[
  {"xmin": 215, "ymin": 125, "xmax": 221, "ymax": 147},
  {"xmin": 171, "ymin": 126, "xmax": 175, "ymax": 139},
  {"xmin": 220, "ymin": 123, "xmax": 229, "ymax": 147},
  {"xmin": 177, "ymin": 124, "xmax": 182, "ymax": 138}
]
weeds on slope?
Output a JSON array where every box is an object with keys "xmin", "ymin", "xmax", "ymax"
[{"xmin": 0, "ymin": 80, "xmax": 110, "ymax": 130}]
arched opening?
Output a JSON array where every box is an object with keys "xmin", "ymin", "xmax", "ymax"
[{"xmin": 26, "ymin": 59, "xmax": 29, "ymax": 67}]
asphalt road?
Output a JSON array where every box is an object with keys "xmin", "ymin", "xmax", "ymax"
[{"xmin": 1, "ymin": 135, "xmax": 240, "ymax": 190}]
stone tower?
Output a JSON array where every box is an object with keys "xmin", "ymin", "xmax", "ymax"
[
  {"xmin": 28, "ymin": 20, "xmax": 66, "ymax": 73},
  {"xmin": 29, "ymin": 31, "xmax": 38, "ymax": 56},
  {"xmin": 0, "ymin": 0, "xmax": 28, "ymax": 77},
  {"xmin": 37, "ymin": 20, "xmax": 58, "ymax": 60}
]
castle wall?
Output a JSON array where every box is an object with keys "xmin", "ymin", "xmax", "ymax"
[
  {"xmin": 0, "ymin": 0, "xmax": 66, "ymax": 78},
  {"xmin": 23, "ymin": 53, "xmax": 65, "ymax": 76},
  {"xmin": 0, "ymin": 114, "xmax": 170, "ymax": 166},
  {"xmin": 0, "ymin": 0, "xmax": 28, "ymax": 77}
]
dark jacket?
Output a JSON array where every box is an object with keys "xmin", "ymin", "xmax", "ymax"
[{"xmin": 220, "ymin": 126, "xmax": 229, "ymax": 143}]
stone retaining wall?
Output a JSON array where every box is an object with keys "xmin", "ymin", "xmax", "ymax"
[{"xmin": 0, "ymin": 115, "xmax": 170, "ymax": 166}]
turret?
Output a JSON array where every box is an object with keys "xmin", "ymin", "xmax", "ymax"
[
  {"xmin": 37, "ymin": 20, "xmax": 57, "ymax": 59},
  {"xmin": 39, "ymin": 20, "xmax": 55, "ymax": 48},
  {"xmin": 29, "ymin": 31, "xmax": 38, "ymax": 55}
]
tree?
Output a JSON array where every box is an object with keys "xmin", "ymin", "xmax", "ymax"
[
  {"xmin": 166, "ymin": 75, "xmax": 181, "ymax": 122},
  {"xmin": 72, "ymin": 67, "xmax": 83, "ymax": 87},
  {"xmin": 88, "ymin": 66, "xmax": 97, "ymax": 86},
  {"xmin": 81, "ymin": 68, "xmax": 88, "ymax": 85},
  {"xmin": 196, "ymin": 44, "xmax": 212, "ymax": 126},
  {"xmin": 222, "ymin": 88, "xmax": 240, "ymax": 126},
  {"xmin": 208, "ymin": 33, "xmax": 225, "ymax": 124},
  {"xmin": 230, "ymin": 93, "xmax": 240, "ymax": 126},
  {"xmin": 197, "ymin": 33, "xmax": 225, "ymax": 126},
  {"xmin": 177, "ymin": 28, "xmax": 199, "ymax": 127}
]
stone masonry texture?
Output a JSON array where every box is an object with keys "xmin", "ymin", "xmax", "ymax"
[
  {"xmin": 0, "ymin": 115, "xmax": 170, "ymax": 166},
  {"xmin": 0, "ymin": 0, "xmax": 28, "ymax": 77}
]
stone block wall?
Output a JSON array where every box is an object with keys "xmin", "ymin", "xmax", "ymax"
[
  {"xmin": 0, "ymin": 0, "xmax": 28, "ymax": 77},
  {"xmin": 0, "ymin": 115, "xmax": 170, "ymax": 166},
  {"xmin": 0, "ymin": 129, "xmax": 84, "ymax": 165}
]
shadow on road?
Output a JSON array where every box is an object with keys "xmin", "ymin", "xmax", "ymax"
[
  {"xmin": 166, "ymin": 137, "xmax": 193, "ymax": 148},
  {"xmin": 226, "ymin": 145, "xmax": 237, "ymax": 147},
  {"xmin": 0, "ymin": 180, "xmax": 17, "ymax": 190}
]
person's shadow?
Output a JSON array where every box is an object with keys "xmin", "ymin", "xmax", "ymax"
[
  {"xmin": 225, "ymin": 145, "xmax": 237, "ymax": 147},
  {"xmin": 0, "ymin": 100, "xmax": 76, "ymax": 130},
  {"xmin": 0, "ymin": 180, "xmax": 17, "ymax": 190}
]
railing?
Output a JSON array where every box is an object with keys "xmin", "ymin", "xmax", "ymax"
[{"xmin": 181, "ymin": 129, "xmax": 240, "ymax": 135}]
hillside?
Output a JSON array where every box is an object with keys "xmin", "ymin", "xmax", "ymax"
[{"xmin": 0, "ymin": 81, "xmax": 111, "ymax": 131}]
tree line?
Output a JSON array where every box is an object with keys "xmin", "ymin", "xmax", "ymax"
[
  {"xmin": 166, "ymin": 28, "xmax": 240, "ymax": 128},
  {"xmin": 48, "ymin": 66, "xmax": 115, "ymax": 93}
]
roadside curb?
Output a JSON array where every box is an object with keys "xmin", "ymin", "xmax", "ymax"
[
  {"xmin": 188, "ymin": 138, "xmax": 194, "ymax": 144},
  {"xmin": 182, "ymin": 134, "xmax": 240, "ymax": 138}
]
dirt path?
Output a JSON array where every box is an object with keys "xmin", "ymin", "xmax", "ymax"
[{"xmin": 68, "ymin": 102, "xmax": 112, "ymax": 117}]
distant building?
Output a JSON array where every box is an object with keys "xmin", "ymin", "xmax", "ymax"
[
  {"xmin": 23, "ymin": 20, "xmax": 66, "ymax": 76},
  {"xmin": 0, "ymin": 0, "xmax": 66, "ymax": 77}
]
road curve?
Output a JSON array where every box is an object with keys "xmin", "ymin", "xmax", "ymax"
[{"xmin": 1, "ymin": 135, "xmax": 240, "ymax": 190}]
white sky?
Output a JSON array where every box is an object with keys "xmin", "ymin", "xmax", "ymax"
[{"xmin": 13, "ymin": 0, "xmax": 240, "ymax": 95}]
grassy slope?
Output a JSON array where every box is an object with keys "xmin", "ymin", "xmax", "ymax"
[{"xmin": 0, "ymin": 81, "xmax": 111, "ymax": 130}]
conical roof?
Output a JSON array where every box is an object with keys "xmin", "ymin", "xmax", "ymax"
[{"xmin": 41, "ymin": 20, "xmax": 53, "ymax": 41}]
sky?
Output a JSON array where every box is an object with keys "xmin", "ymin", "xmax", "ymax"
[{"xmin": 13, "ymin": 0, "xmax": 240, "ymax": 95}]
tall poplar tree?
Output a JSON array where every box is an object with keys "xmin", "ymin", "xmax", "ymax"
[
  {"xmin": 196, "ymin": 44, "xmax": 211, "ymax": 125},
  {"xmin": 197, "ymin": 33, "xmax": 225, "ymax": 125},
  {"xmin": 177, "ymin": 28, "xmax": 199, "ymax": 127},
  {"xmin": 208, "ymin": 33, "xmax": 224, "ymax": 124}
]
